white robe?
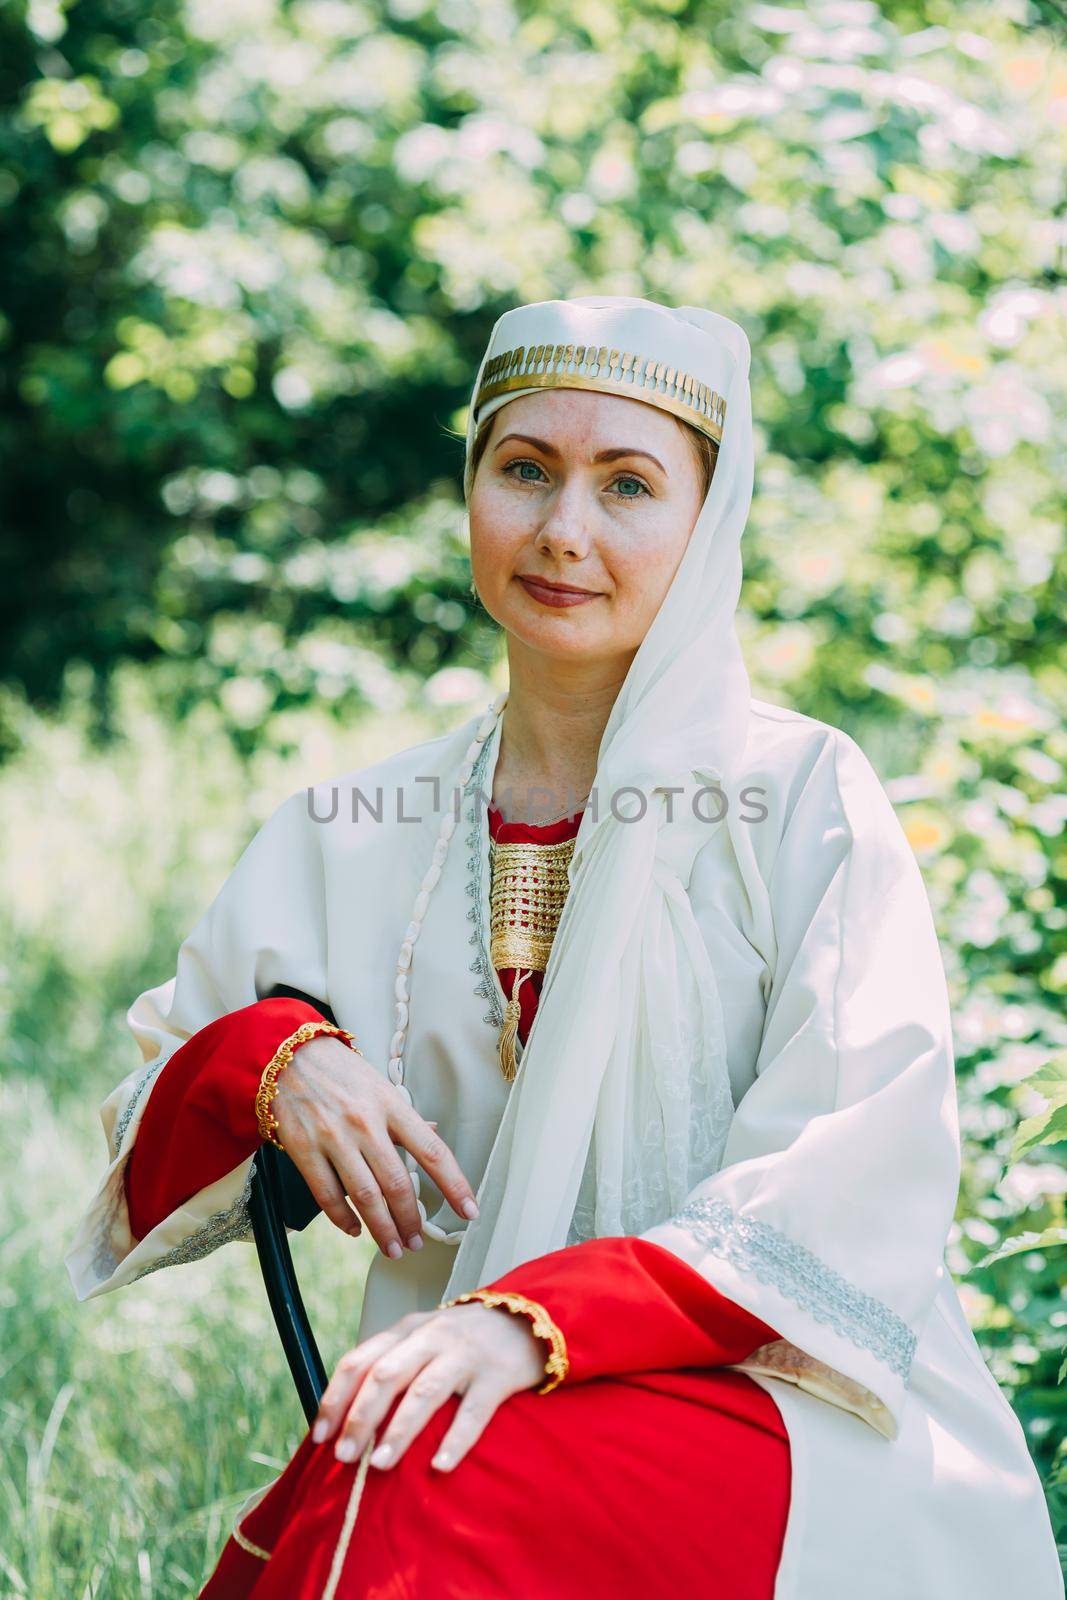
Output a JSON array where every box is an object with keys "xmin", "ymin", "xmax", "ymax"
[{"xmin": 65, "ymin": 700, "xmax": 1063, "ymax": 1599}]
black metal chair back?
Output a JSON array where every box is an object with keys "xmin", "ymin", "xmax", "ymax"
[{"xmin": 248, "ymin": 986, "xmax": 329, "ymax": 1422}]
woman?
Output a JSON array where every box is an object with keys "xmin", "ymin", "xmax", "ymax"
[{"xmin": 66, "ymin": 297, "xmax": 1062, "ymax": 1599}]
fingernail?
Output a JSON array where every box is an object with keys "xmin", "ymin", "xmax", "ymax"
[
  {"xmin": 432, "ymin": 1449, "xmax": 454, "ymax": 1471},
  {"xmin": 369, "ymin": 1442, "xmax": 394, "ymax": 1469},
  {"xmin": 407, "ymin": 1233, "xmax": 424, "ymax": 1250},
  {"xmin": 312, "ymin": 1420, "xmax": 328, "ymax": 1443},
  {"xmin": 336, "ymin": 1438, "xmax": 359, "ymax": 1462},
  {"xmin": 461, "ymin": 1199, "xmax": 479, "ymax": 1220},
  {"xmin": 386, "ymin": 1241, "xmax": 403, "ymax": 1259}
]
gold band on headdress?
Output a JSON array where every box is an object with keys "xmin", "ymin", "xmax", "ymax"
[{"xmin": 475, "ymin": 343, "xmax": 727, "ymax": 445}]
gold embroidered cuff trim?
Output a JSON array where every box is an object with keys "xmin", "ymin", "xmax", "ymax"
[
  {"xmin": 255, "ymin": 1021, "xmax": 358, "ymax": 1151},
  {"xmin": 475, "ymin": 343, "xmax": 727, "ymax": 444},
  {"xmin": 439, "ymin": 1289, "xmax": 569, "ymax": 1394}
]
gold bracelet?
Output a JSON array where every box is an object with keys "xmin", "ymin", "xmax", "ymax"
[
  {"xmin": 437, "ymin": 1289, "xmax": 569, "ymax": 1394},
  {"xmin": 254, "ymin": 1020, "xmax": 358, "ymax": 1150}
]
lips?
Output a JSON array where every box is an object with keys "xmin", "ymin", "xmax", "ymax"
[
  {"xmin": 517, "ymin": 575, "xmax": 599, "ymax": 595},
  {"xmin": 517, "ymin": 575, "xmax": 602, "ymax": 608}
]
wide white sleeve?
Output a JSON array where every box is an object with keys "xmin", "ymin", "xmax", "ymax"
[
  {"xmin": 65, "ymin": 788, "xmax": 329, "ymax": 1301},
  {"xmin": 641, "ymin": 727, "xmax": 961, "ymax": 1441}
]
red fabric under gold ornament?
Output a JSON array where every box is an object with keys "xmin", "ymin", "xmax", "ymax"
[{"xmin": 487, "ymin": 802, "xmax": 584, "ymax": 1064}]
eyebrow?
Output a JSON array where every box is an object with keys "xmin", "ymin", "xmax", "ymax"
[{"xmin": 492, "ymin": 432, "xmax": 667, "ymax": 476}]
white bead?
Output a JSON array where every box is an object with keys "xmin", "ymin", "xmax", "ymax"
[
  {"xmin": 424, "ymin": 863, "xmax": 442, "ymax": 891},
  {"xmin": 440, "ymin": 812, "xmax": 456, "ymax": 841},
  {"xmin": 477, "ymin": 715, "xmax": 496, "ymax": 740},
  {"xmin": 387, "ymin": 1057, "xmax": 403, "ymax": 1084},
  {"xmin": 432, "ymin": 837, "xmax": 448, "ymax": 865},
  {"xmin": 398, "ymin": 941, "xmax": 412, "ymax": 971},
  {"xmin": 394, "ymin": 1000, "xmax": 409, "ymax": 1030},
  {"xmin": 458, "ymin": 763, "xmax": 474, "ymax": 786},
  {"xmin": 389, "ymin": 1032, "xmax": 405, "ymax": 1058},
  {"xmin": 394, "ymin": 972, "xmax": 408, "ymax": 1002},
  {"xmin": 405, "ymin": 920, "xmax": 420, "ymax": 943},
  {"xmin": 413, "ymin": 890, "xmax": 429, "ymax": 921},
  {"xmin": 394, "ymin": 1083, "xmax": 413, "ymax": 1107}
]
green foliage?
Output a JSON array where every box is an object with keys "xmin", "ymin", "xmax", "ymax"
[
  {"xmin": 1, "ymin": 0, "xmax": 1065, "ymax": 1588},
  {"xmin": 3, "ymin": 0, "xmax": 1064, "ymax": 735},
  {"xmin": 1011, "ymin": 1056, "xmax": 1067, "ymax": 1163}
]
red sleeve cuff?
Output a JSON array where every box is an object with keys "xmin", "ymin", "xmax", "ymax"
[
  {"xmin": 480, "ymin": 1235, "xmax": 781, "ymax": 1387},
  {"xmin": 123, "ymin": 996, "xmax": 327, "ymax": 1242}
]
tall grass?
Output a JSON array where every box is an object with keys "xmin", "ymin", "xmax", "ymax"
[{"xmin": 1, "ymin": 1064, "xmax": 385, "ymax": 1596}]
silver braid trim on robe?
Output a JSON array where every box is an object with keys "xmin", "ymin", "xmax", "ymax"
[
  {"xmin": 128, "ymin": 1160, "xmax": 257, "ymax": 1283},
  {"xmin": 672, "ymin": 1194, "xmax": 917, "ymax": 1382},
  {"xmin": 112, "ymin": 1053, "xmax": 173, "ymax": 1157}
]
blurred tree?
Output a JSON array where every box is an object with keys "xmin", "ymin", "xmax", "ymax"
[{"xmin": 2, "ymin": 0, "xmax": 1062, "ymax": 735}]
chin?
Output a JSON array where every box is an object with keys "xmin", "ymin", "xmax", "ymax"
[{"xmin": 506, "ymin": 613, "xmax": 612, "ymax": 660}]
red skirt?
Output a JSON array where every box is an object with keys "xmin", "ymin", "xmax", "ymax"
[{"xmin": 199, "ymin": 1363, "xmax": 790, "ymax": 1599}]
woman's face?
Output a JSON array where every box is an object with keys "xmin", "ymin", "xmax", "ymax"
[{"xmin": 468, "ymin": 389, "xmax": 706, "ymax": 671}]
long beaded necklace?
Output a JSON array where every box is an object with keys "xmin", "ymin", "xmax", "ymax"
[{"xmin": 386, "ymin": 692, "xmax": 509, "ymax": 1118}]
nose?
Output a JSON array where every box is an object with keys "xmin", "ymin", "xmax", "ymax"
[{"xmin": 535, "ymin": 490, "xmax": 594, "ymax": 562}]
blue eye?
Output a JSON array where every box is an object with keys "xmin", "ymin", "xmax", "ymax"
[
  {"xmin": 505, "ymin": 460, "xmax": 547, "ymax": 483},
  {"xmin": 505, "ymin": 460, "xmax": 646, "ymax": 496}
]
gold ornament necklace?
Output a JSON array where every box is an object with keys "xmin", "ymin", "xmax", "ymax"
[{"xmin": 488, "ymin": 817, "xmax": 582, "ymax": 1082}]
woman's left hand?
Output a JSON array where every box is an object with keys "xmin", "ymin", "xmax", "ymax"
[{"xmin": 310, "ymin": 1302, "xmax": 548, "ymax": 1473}]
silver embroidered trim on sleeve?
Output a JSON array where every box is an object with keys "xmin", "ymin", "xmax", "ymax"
[
  {"xmin": 112, "ymin": 1052, "xmax": 174, "ymax": 1157},
  {"xmin": 130, "ymin": 1159, "xmax": 257, "ymax": 1283},
  {"xmin": 671, "ymin": 1194, "xmax": 916, "ymax": 1382}
]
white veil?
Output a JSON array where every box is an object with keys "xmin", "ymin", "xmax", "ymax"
[{"xmin": 445, "ymin": 295, "xmax": 756, "ymax": 1296}]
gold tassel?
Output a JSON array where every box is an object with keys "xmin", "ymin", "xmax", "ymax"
[{"xmin": 498, "ymin": 968, "xmax": 532, "ymax": 1082}]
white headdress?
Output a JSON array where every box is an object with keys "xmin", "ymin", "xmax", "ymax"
[{"xmin": 444, "ymin": 294, "xmax": 757, "ymax": 1296}]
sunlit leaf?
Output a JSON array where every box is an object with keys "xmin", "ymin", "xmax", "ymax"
[{"xmin": 973, "ymin": 1227, "xmax": 1067, "ymax": 1269}]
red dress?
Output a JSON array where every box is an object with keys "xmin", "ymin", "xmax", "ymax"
[{"xmin": 125, "ymin": 804, "xmax": 792, "ymax": 1598}]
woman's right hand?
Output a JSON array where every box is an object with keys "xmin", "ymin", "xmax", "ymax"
[{"xmin": 270, "ymin": 1034, "xmax": 479, "ymax": 1259}]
